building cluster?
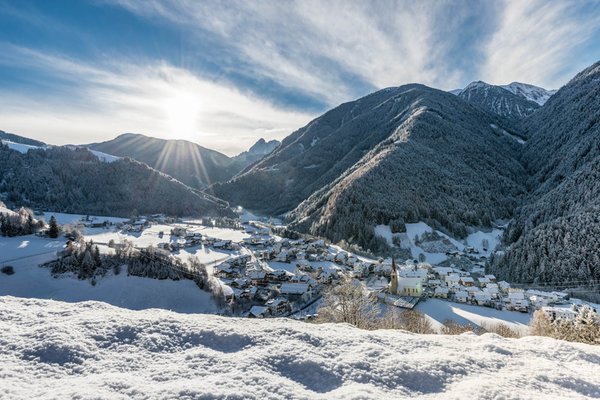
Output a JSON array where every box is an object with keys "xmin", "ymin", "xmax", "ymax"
[{"xmin": 383, "ymin": 260, "xmax": 576, "ymax": 313}]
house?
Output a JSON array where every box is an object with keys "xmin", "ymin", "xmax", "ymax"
[
  {"xmin": 248, "ymin": 271, "xmax": 267, "ymax": 286},
  {"xmin": 213, "ymin": 240, "xmax": 232, "ymax": 249},
  {"xmin": 460, "ymin": 277, "xmax": 475, "ymax": 287},
  {"xmin": 478, "ymin": 277, "xmax": 491, "ymax": 287},
  {"xmin": 279, "ymin": 283, "xmax": 312, "ymax": 301},
  {"xmin": 484, "ymin": 274, "xmax": 497, "ymax": 283},
  {"xmin": 498, "ymin": 281, "xmax": 511, "ymax": 293},
  {"xmin": 474, "ymin": 292, "xmax": 492, "ymax": 306},
  {"xmin": 215, "ymin": 263, "xmax": 238, "ymax": 279},
  {"xmin": 267, "ymin": 269, "xmax": 293, "ymax": 282},
  {"xmin": 248, "ymin": 306, "xmax": 270, "ymax": 318},
  {"xmin": 334, "ymin": 252, "xmax": 348, "ymax": 264},
  {"xmin": 455, "ymin": 291, "xmax": 468, "ymax": 303},
  {"xmin": 483, "ymin": 284, "xmax": 500, "ymax": 299},
  {"xmin": 506, "ymin": 290, "xmax": 529, "ymax": 312},
  {"xmin": 296, "ymin": 259, "xmax": 313, "ymax": 272},
  {"xmin": 275, "ymin": 250, "xmax": 290, "ymax": 263},
  {"xmin": 541, "ymin": 306, "xmax": 577, "ymax": 322},
  {"xmin": 434, "ymin": 287, "xmax": 450, "ymax": 299},
  {"xmin": 240, "ymin": 287, "xmax": 258, "ymax": 300},
  {"xmin": 446, "ymin": 274, "xmax": 461, "ymax": 289},
  {"xmin": 267, "ymin": 297, "xmax": 290, "ymax": 315}
]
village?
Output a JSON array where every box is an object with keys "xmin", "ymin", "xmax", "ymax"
[{"xmin": 43, "ymin": 210, "xmax": 592, "ymax": 324}]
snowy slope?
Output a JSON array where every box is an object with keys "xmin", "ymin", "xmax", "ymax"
[
  {"xmin": 0, "ymin": 139, "xmax": 44, "ymax": 153},
  {"xmin": 1, "ymin": 296, "xmax": 600, "ymax": 399},
  {"xmin": 501, "ymin": 82, "xmax": 557, "ymax": 106},
  {"xmin": 0, "ymin": 138, "xmax": 119, "ymax": 163},
  {"xmin": 89, "ymin": 149, "xmax": 120, "ymax": 163},
  {"xmin": 374, "ymin": 221, "xmax": 502, "ymax": 264}
]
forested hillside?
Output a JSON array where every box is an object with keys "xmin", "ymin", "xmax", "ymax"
[
  {"xmin": 214, "ymin": 85, "xmax": 525, "ymax": 216},
  {"xmin": 490, "ymin": 61, "xmax": 600, "ymax": 284},
  {"xmin": 0, "ymin": 144, "xmax": 231, "ymax": 217},
  {"xmin": 288, "ymin": 85, "xmax": 527, "ymax": 251}
]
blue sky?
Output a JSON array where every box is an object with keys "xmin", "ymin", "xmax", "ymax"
[{"xmin": 1, "ymin": 0, "xmax": 599, "ymax": 155}]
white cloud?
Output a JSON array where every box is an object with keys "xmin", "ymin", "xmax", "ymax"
[
  {"xmin": 480, "ymin": 0, "xmax": 600, "ymax": 88},
  {"xmin": 0, "ymin": 46, "xmax": 314, "ymax": 155},
  {"xmin": 110, "ymin": 0, "xmax": 471, "ymax": 101}
]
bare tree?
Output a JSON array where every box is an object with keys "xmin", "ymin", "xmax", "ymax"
[{"xmin": 317, "ymin": 278, "xmax": 378, "ymax": 329}]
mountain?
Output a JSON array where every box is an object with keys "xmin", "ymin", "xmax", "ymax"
[
  {"xmin": 215, "ymin": 84, "xmax": 527, "ymax": 251},
  {"xmin": 88, "ymin": 134, "xmax": 279, "ymax": 189},
  {"xmin": 0, "ymin": 130, "xmax": 46, "ymax": 147},
  {"xmin": 0, "ymin": 142, "xmax": 231, "ymax": 217},
  {"xmin": 232, "ymin": 138, "xmax": 280, "ymax": 169},
  {"xmin": 500, "ymin": 82, "xmax": 557, "ymax": 106},
  {"xmin": 457, "ymin": 81, "xmax": 541, "ymax": 122},
  {"xmin": 489, "ymin": 61, "xmax": 600, "ymax": 284},
  {"xmin": 88, "ymin": 133, "xmax": 238, "ymax": 188}
]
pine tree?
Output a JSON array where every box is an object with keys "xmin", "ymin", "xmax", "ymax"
[{"xmin": 48, "ymin": 216, "xmax": 59, "ymax": 238}]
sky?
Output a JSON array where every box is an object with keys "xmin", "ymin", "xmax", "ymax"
[{"xmin": 0, "ymin": 0, "xmax": 599, "ymax": 156}]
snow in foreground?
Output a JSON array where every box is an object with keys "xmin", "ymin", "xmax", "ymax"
[{"xmin": 2, "ymin": 297, "xmax": 600, "ymax": 399}]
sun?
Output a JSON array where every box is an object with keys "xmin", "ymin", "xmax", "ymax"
[{"xmin": 163, "ymin": 93, "xmax": 201, "ymax": 139}]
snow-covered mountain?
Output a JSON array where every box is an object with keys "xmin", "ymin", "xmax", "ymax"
[
  {"xmin": 2, "ymin": 296, "xmax": 599, "ymax": 399},
  {"xmin": 232, "ymin": 138, "xmax": 280, "ymax": 168},
  {"xmin": 0, "ymin": 141, "xmax": 232, "ymax": 217},
  {"xmin": 490, "ymin": 60, "xmax": 600, "ymax": 284},
  {"xmin": 500, "ymin": 82, "xmax": 557, "ymax": 106},
  {"xmin": 88, "ymin": 133, "xmax": 280, "ymax": 189},
  {"xmin": 457, "ymin": 81, "xmax": 541, "ymax": 121},
  {"xmin": 215, "ymin": 84, "xmax": 526, "ymax": 251}
]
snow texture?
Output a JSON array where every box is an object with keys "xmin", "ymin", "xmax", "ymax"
[{"xmin": 1, "ymin": 296, "xmax": 600, "ymax": 399}]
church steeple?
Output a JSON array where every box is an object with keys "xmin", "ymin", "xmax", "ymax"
[{"xmin": 389, "ymin": 257, "xmax": 398, "ymax": 295}]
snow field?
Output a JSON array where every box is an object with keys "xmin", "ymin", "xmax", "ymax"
[{"xmin": 1, "ymin": 296, "xmax": 599, "ymax": 400}]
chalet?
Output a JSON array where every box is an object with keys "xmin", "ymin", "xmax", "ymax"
[
  {"xmin": 455, "ymin": 291, "xmax": 468, "ymax": 303},
  {"xmin": 506, "ymin": 290, "xmax": 529, "ymax": 312},
  {"xmin": 428, "ymin": 279, "xmax": 442, "ymax": 287},
  {"xmin": 483, "ymin": 284, "xmax": 500, "ymax": 299},
  {"xmin": 267, "ymin": 297, "xmax": 290, "ymax": 315},
  {"xmin": 248, "ymin": 305, "xmax": 270, "ymax": 318},
  {"xmin": 229, "ymin": 278, "xmax": 251, "ymax": 288},
  {"xmin": 215, "ymin": 263, "xmax": 238, "ymax": 279},
  {"xmin": 541, "ymin": 306, "xmax": 577, "ymax": 322},
  {"xmin": 266, "ymin": 269, "xmax": 293, "ymax": 282},
  {"xmin": 296, "ymin": 259, "xmax": 313, "ymax": 272},
  {"xmin": 248, "ymin": 271, "xmax": 267, "ymax": 286},
  {"xmin": 229, "ymin": 254, "xmax": 251, "ymax": 267},
  {"xmin": 434, "ymin": 287, "xmax": 450, "ymax": 299},
  {"xmin": 334, "ymin": 252, "xmax": 348, "ymax": 264},
  {"xmin": 484, "ymin": 274, "xmax": 497, "ymax": 283},
  {"xmin": 477, "ymin": 277, "xmax": 491, "ymax": 287},
  {"xmin": 474, "ymin": 292, "xmax": 492, "ymax": 306},
  {"xmin": 434, "ymin": 266, "xmax": 455, "ymax": 277},
  {"xmin": 239, "ymin": 287, "xmax": 258, "ymax": 300},
  {"xmin": 275, "ymin": 250, "xmax": 290, "ymax": 263},
  {"xmin": 446, "ymin": 274, "xmax": 461, "ymax": 288},
  {"xmin": 279, "ymin": 282, "xmax": 313, "ymax": 301},
  {"xmin": 213, "ymin": 240, "xmax": 233, "ymax": 250},
  {"xmin": 498, "ymin": 281, "xmax": 511, "ymax": 293},
  {"xmin": 317, "ymin": 269, "xmax": 339, "ymax": 284},
  {"xmin": 460, "ymin": 277, "xmax": 475, "ymax": 287}
]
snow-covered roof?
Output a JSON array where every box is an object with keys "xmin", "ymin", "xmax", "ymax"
[{"xmin": 280, "ymin": 283, "xmax": 311, "ymax": 295}]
